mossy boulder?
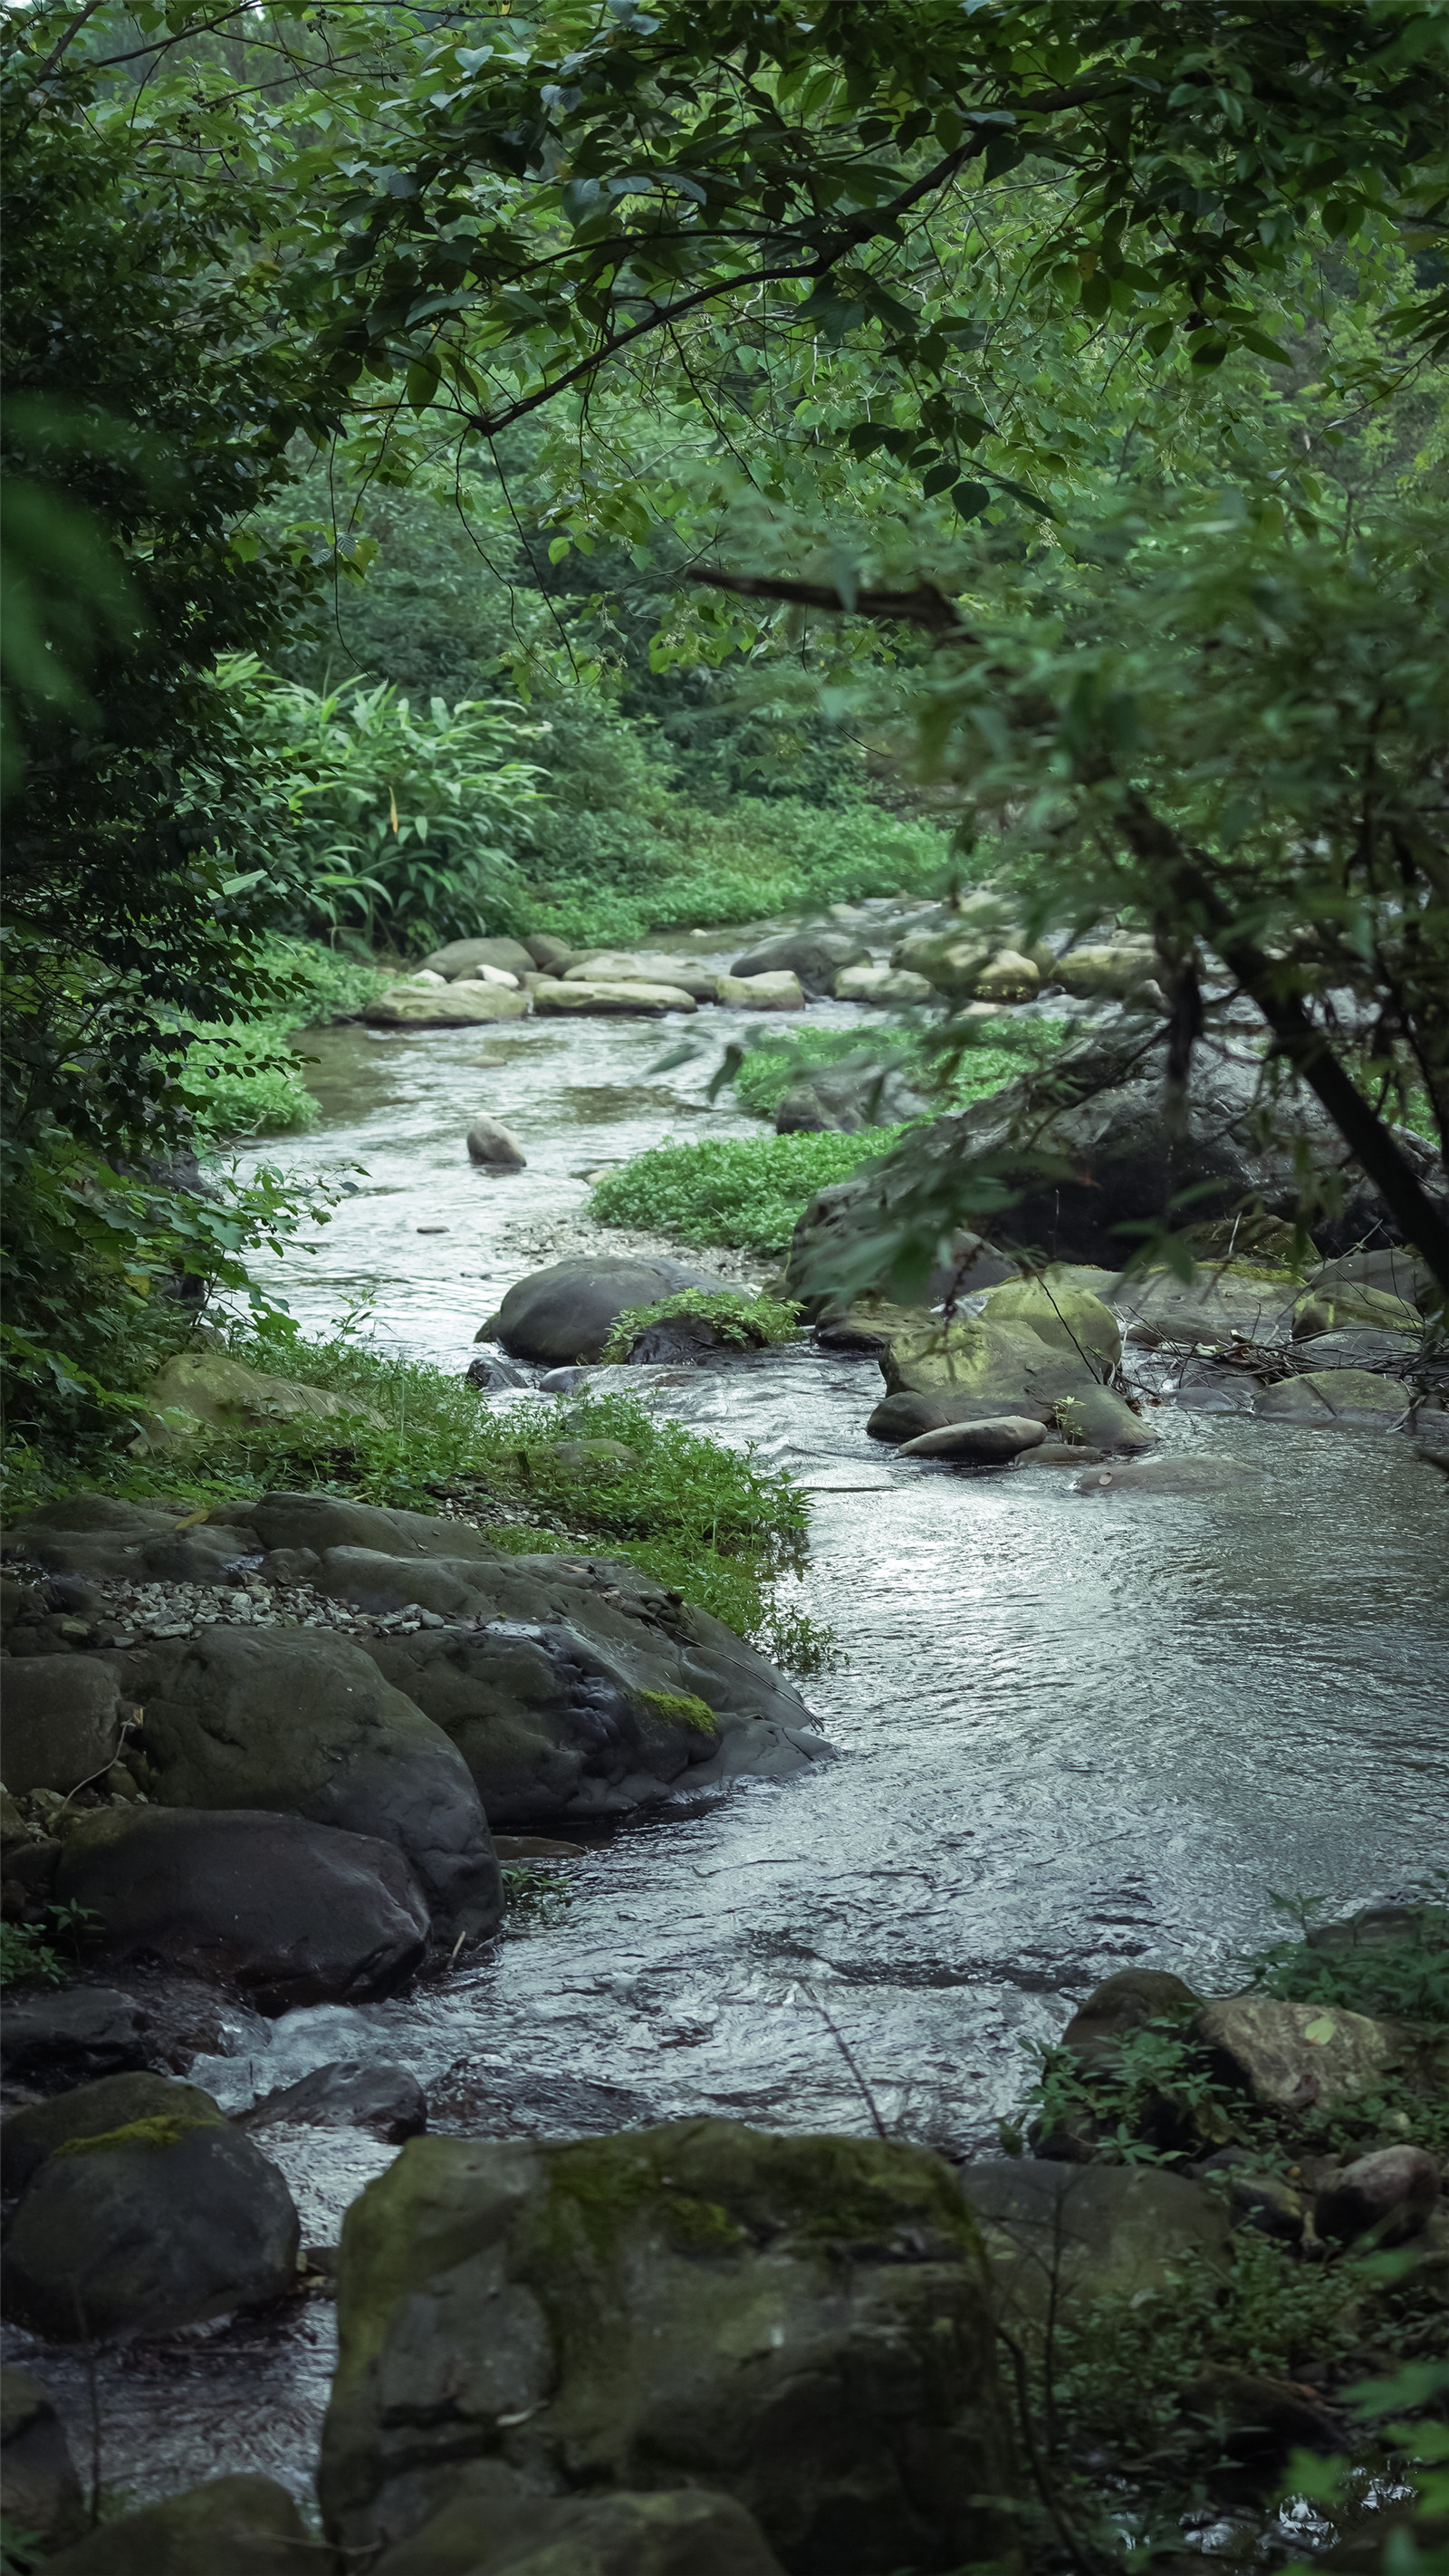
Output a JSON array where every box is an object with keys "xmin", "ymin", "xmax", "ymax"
[
  {"xmin": 977, "ymin": 1276, "xmax": 1122, "ymax": 1366},
  {"xmin": 320, "ymin": 2120, "xmax": 1012, "ymax": 2575},
  {"xmin": 371, "ymin": 2483, "xmax": 786, "ymax": 2575},
  {"xmin": 1292, "ymin": 1283, "xmax": 1423, "ymax": 1339},
  {"xmin": 1254, "ymin": 1368, "xmax": 1411, "ymax": 1425},
  {"xmin": 130, "ymin": 1349, "xmax": 385, "ymax": 1452},
  {"xmin": 960, "ymin": 2162, "xmax": 1230, "ymax": 2339},
  {"xmin": 2, "ymin": 2069, "xmax": 224, "ymax": 2196},
  {"xmin": 879, "ymin": 1293, "xmax": 1146, "ymax": 1448},
  {"xmin": 43, "ymin": 2475, "xmax": 312, "ymax": 2574},
  {"xmin": 1194, "ymin": 1996, "xmax": 1404, "ymax": 2114},
  {"xmin": 1, "ymin": 2074, "xmax": 299, "ymax": 2341},
  {"xmin": 105, "ymin": 1623, "xmax": 501, "ymax": 1935}
]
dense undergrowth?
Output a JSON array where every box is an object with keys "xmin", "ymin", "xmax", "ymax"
[{"xmin": 731, "ymin": 1016, "xmax": 1069, "ymax": 1120}]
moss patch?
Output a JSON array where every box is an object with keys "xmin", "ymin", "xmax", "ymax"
[
  {"xmin": 54, "ymin": 2112, "xmax": 219, "ymax": 2159},
  {"xmin": 638, "ymin": 1687, "xmax": 717, "ymax": 1735}
]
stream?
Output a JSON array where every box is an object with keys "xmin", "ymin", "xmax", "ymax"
[{"xmin": 14, "ymin": 921, "xmax": 1449, "ymax": 2512}]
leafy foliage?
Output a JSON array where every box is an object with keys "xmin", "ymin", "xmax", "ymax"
[
  {"xmin": 224, "ymin": 658, "xmax": 546, "ymax": 947},
  {"xmin": 590, "ymin": 1128, "xmax": 907, "ymax": 1255}
]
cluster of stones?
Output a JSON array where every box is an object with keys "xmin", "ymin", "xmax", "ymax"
[{"xmin": 2, "ymin": 1908, "xmax": 1440, "ymax": 2575}]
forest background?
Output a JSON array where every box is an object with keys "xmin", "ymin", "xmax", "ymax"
[{"xmin": 4, "ymin": 0, "xmax": 1449, "ymax": 1484}]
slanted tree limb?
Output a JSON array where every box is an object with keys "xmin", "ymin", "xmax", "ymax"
[{"xmin": 686, "ymin": 568, "xmax": 970, "ymax": 639}]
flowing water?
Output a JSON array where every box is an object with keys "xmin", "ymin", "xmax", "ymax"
[{"xmin": 13, "ymin": 928, "xmax": 1448, "ymax": 2509}]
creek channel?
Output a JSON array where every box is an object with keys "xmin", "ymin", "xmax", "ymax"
[{"xmin": 21, "ymin": 922, "xmax": 1449, "ymax": 2511}]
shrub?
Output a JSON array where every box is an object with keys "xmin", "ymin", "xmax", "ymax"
[
  {"xmin": 600, "ymin": 1287, "xmax": 803, "ymax": 1360},
  {"xmin": 590, "ymin": 1129, "xmax": 907, "ymax": 1254}
]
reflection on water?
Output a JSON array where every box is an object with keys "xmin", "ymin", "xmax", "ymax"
[{"xmin": 14, "ymin": 946, "xmax": 1447, "ymax": 2509}]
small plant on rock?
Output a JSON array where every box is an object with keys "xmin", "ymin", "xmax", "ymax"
[{"xmin": 600, "ymin": 1288, "xmax": 802, "ymax": 1362}]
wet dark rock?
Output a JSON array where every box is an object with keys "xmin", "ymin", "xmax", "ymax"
[
  {"xmin": 480, "ymin": 1254, "xmax": 730, "ymax": 1364},
  {"xmin": 1194, "ymin": 1995, "xmax": 1402, "ymax": 2115},
  {"xmin": 240, "ymin": 2058, "xmax": 427, "ymax": 2144},
  {"xmin": 319, "ymin": 2120, "xmax": 1012, "ymax": 2575},
  {"xmin": 0, "ymin": 1657, "xmax": 124, "ymax": 1793},
  {"xmin": 207, "ymin": 1490, "xmax": 500, "ymax": 1562},
  {"xmin": 814, "ymin": 1302, "xmax": 932, "ymax": 1357},
  {"xmin": 0, "ymin": 2366, "xmax": 86, "ymax": 2554},
  {"xmin": 371, "ymin": 2483, "xmax": 787, "ymax": 2576},
  {"xmin": 960, "ymin": 2161, "xmax": 1231, "ymax": 2335},
  {"xmin": 1187, "ymin": 2366, "xmax": 1343, "ymax": 2465},
  {"xmin": 866, "ymin": 1391, "xmax": 957, "ymax": 1444},
  {"xmin": 43, "ymin": 2474, "xmax": 312, "ymax": 2573},
  {"xmin": 1316, "ymin": 2146, "xmax": 1439, "ymax": 2246},
  {"xmin": 99, "ymin": 1623, "xmax": 501, "ymax": 1936},
  {"xmin": 0, "ymin": 1985, "xmax": 150, "ymax": 2090},
  {"xmin": 258, "ymin": 1544, "xmax": 321, "ymax": 1583},
  {"xmin": 1306, "ymin": 1897, "xmax": 1447, "ymax": 1962},
  {"xmin": 54, "ymin": 1807, "xmax": 431, "ymax": 2010},
  {"xmin": 465, "ymin": 1353, "xmax": 530, "ymax": 1392},
  {"xmin": 784, "ymin": 1023, "xmax": 1446, "ymax": 1285},
  {"xmin": 730, "ymin": 928, "xmax": 870, "ymax": 995},
  {"xmin": 537, "ymin": 1365, "xmax": 583, "ymax": 1392},
  {"xmin": 2, "ymin": 2073, "xmax": 299, "ymax": 2341},
  {"xmin": 364, "ymin": 1591, "xmax": 829, "ymax": 1824}
]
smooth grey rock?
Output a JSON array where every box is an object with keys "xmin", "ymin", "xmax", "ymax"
[
  {"xmin": 2, "ymin": 2079, "xmax": 299, "ymax": 2341},
  {"xmin": 1316, "ymin": 2146, "xmax": 1439, "ymax": 2246},
  {"xmin": 481, "ymin": 1255, "xmax": 729, "ymax": 1364},
  {"xmin": 730, "ymin": 928, "xmax": 869, "ymax": 995},
  {"xmin": 43, "ymin": 2475, "xmax": 312, "ymax": 2574},
  {"xmin": 896, "ymin": 1416, "xmax": 1046, "ymax": 1464},
  {"xmin": 418, "ymin": 937, "xmax": 536, "ymax": 981},
  {"xmin": 0, "ymin": 1655, "xmax": 123, "ymax": 1793},
  {"xmin": 320, "ymin": 2122, "xmax": 1011, "ymax": 2573},
  {"xmin": 55, "ymin": 1807, "xmax": 431, "ymax": 2010},
  {"xmin": 0, "ymin": 2366, "xmax": 85, "ymax": 2554},
  {"xmin": 1072, "ymin": 1455, "xmax": 1252, "ymax": 1495},
  {"xmin": 961, "ymin": 2160, "xmax": 1230, "ymax": 2335},
  {"xmin": 98, "ymin": 1623, "xmax": 500, "ymax": 1936},
  {"xmin": 1194, "ymin": 1995, "xmax": 1402, "ymax": 2114},
  {"xmin": 465, "ymin": 1116, "xmax": 527, "ymax": 1169},
  {"xmin": 465, "ymin": 1353, "xmax": 531, "ymax": 1391},
  {"xmin": 1255, "ymin": 1367, "xmax": 1411, "ymax": 1425}
]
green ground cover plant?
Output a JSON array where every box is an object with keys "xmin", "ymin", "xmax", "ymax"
[
  {"xmin": 731, "ymin": 1018, "xmax": 1070, "ymax": 1121},
  {"xmin": 590, "ymin": 1129, "xmax": 907, "ymax": 1256},
  {"xmin": 600, "ymin": 1287, "xmax": 802, "ymax": 1361}
]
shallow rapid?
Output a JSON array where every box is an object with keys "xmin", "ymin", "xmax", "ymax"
[{"xmin": 17, "ymin": 936, "xmax": 1447, "ymax": 2507}]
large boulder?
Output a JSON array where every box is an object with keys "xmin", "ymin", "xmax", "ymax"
[
  {"xmin": 0, "ymin": 1986, "xmax": 151, "ymax": 2089},
  {"xmin": 1, "ymin": 2072, "xmax": 299, "ymax": 2341},
  {"xmin": 564, "ymin": 952, "xmax": 721, "ymax": 1002},
  {"xmin": 2, "ymin": 2069, "xmax": 226, "ymax": 2196},
  {"xmin": 1254, "ymin": 1369, "xmax": 1412, "ymax": 1427},
  {"xmin": 419, "ymin": 937, "xmax": 537, "ymax": 981},
  {"xmin": 531, "ymin": 979, "xmax": 696, "ymax": 1016},
  {"xmin": 1051, "ymin": 943, "xmax": 1158, "ymax": 1000},
  {"xmin": 372, "ymin": 2485, "xmax": 786, "ymax": 2575},
  {"xmin": 784, "ymin": 1023, "xmax": 1447, "ymax": 1291},
  {"xmin": 715, "ymin": 972, "xmax": 807, "ymax": 1012},
  {"xmin": 960, "ymin": 2161, "xmax": 1230, "ymax": 2335},
  {"xmin": 730, "ymin": 929, "xmax": 869, "ymax": 995},
  {"xmin": 129, "ymin": 1349, "xmax": 385, "ymax": 1453},
  {"xmin": 363, "ymin": 1611, "xmax": 822, "ymax": 1825},
  {"xmin": 481, "ymin": 1255, "xmax": 731, "ymax": 1364},
  {"xmin": 96, "ymin": 1624, "xmax": 502, "ymax": 1935},
  {"xmin": 54, "ymin": 1807, "xmax": 432, "ymax": 2009},
  {"xmin": 1, "ymin": 2367, "xmax": 86, "ymax": 2555},
  {"xmin": 43, "ymin": 2475, "xmax": 313, "ymax": 2575},
  {"xmin": 319, "ymin": 2122, "xmax": 1012, "ymax": 2575},
  {"xmin": 3, "ymin": 1492, "xmax": 265, "ymax": 1587},
  {"xmin": 834, "ymin": 964, "xmax": 934, "ymax": 1006},
  {"xmin": 878, "ymin": 1286, "xmax": 1150, "ymax": 1456},
  {"xmin": 0, "ymin": 1656, "xmax": 122, "ymax": 1793},
  {"xmin": 1114, "ymin": 1262, "xmax": 1302, "ymax": 1348},
  {"xmin": 1194, "ymin": 1996, "xmax": 1404, "ymax": 2114},
  {"xmin": 365, "ymin": 984, "xmax": 529, "ymax": 1028}
]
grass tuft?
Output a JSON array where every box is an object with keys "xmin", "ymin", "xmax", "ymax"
[{"xmin": 590, "ymin": 1129, "xmax": 907, "ymax": 1256}]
